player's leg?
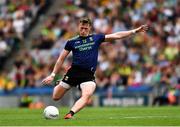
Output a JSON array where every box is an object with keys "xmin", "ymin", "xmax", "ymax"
[
  {"xmin": 52, "ymin": 81, "xmax": 70, "ymax": 101},
  {"xmin": 71, "ymin": 81, "xmax": 96, "ymax": 112},
  {"xmin": 64, "ymin": 81, "xmax": 96, "ymax": 119}
]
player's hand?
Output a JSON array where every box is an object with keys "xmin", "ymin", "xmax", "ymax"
[
  {"xmin": 42, "ymin": 75, "xmax": 54, "ymax": 85},
  {"xmin": 136, "ymin": 25, "xmax": 148, "ymax": 33}
]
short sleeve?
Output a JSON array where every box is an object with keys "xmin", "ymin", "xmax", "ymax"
[
  {"xmin": 64, "ymin": 40, "xmax": 72, "ymax": 51},
  {"xmin": 96, "ymin": 33, "xmax": 105, "ymax": 44}
]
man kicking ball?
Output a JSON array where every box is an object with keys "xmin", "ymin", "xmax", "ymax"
[{"xmin": 42, "ymin": 17, "xmax": 148, "ymax": 119}]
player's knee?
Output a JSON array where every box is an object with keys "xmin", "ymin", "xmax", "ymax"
[
  {"xmin": 82, "ymin": 92, "xmax": 92, "ymax": 98},
  {"xmin": 82, "ymin": 95, "xmax": 91, "ymax": 104}
]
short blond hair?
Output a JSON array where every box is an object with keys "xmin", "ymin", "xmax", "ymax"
[{"xmin": 79, "ymin": 17, "xmax": 92, "ymax": 26}]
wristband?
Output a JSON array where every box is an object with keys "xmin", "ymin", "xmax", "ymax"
[
  {"xmin": 132, "ymin": 30, "xmax": 136, "ymax": 34},
  {"xmin": 51, "ymin": 73, "xmax": 56, "ymax": 77}
]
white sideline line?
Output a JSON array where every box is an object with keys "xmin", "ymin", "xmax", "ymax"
[
  {"xmin": 108, "ymin": 115, "xmax": 180, "ymax": 119},
  {"xmin": 123, "ymin": 116, "xmax": 169, "ymax": 119},
  {"xmin": 3, "ymin": 126, "xmax": 180, "ymax": 127}
]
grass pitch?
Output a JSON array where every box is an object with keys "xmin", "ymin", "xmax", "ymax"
[{"xmin": 0, "ymin": 106, "xmax": 180, "ymax": 126}]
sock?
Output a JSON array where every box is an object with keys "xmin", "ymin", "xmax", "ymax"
[{"xmin": 69, "ymin": 110, "xmax": 75, "ymax": 116}]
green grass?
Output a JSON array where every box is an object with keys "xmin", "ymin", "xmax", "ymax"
[{"xmin": 0, "ymin": 106, "xmax": 180, "ymax": 126}]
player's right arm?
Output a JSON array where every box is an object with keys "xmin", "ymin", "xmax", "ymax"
[{"xmin": 42, "ymin": 49, "xmax": 70, "ymax": 85}]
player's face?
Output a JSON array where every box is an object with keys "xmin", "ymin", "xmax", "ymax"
[{"xmin": 78, "ymin": 23, "xmax": 91, "ymax": 37}]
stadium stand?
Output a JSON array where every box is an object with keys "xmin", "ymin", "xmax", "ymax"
[
  {"xmin": 0, "ymin": 0, "xmax": 51, "ymax": 90},
  {"xmin": 0, "ymin": 0, "xmax": 179, "ymax": 106}
]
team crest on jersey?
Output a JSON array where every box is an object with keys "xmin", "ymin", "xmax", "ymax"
[{"xmin": 89, "ymin": 37, "xmax": 93, "ymax": 41}]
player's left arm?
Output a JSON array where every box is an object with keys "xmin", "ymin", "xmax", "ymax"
[{"xmin": 105, "ymin": 25, "xmax": 148, "ymax": 42}]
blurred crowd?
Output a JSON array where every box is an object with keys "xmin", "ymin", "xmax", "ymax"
[
  {"xmin": 0, "ymin": 0, "xmax": 50, "ymax": 91},
  {"xmin": 0, "ymin": 0, "xmax": 180, "ymax": 104}
]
